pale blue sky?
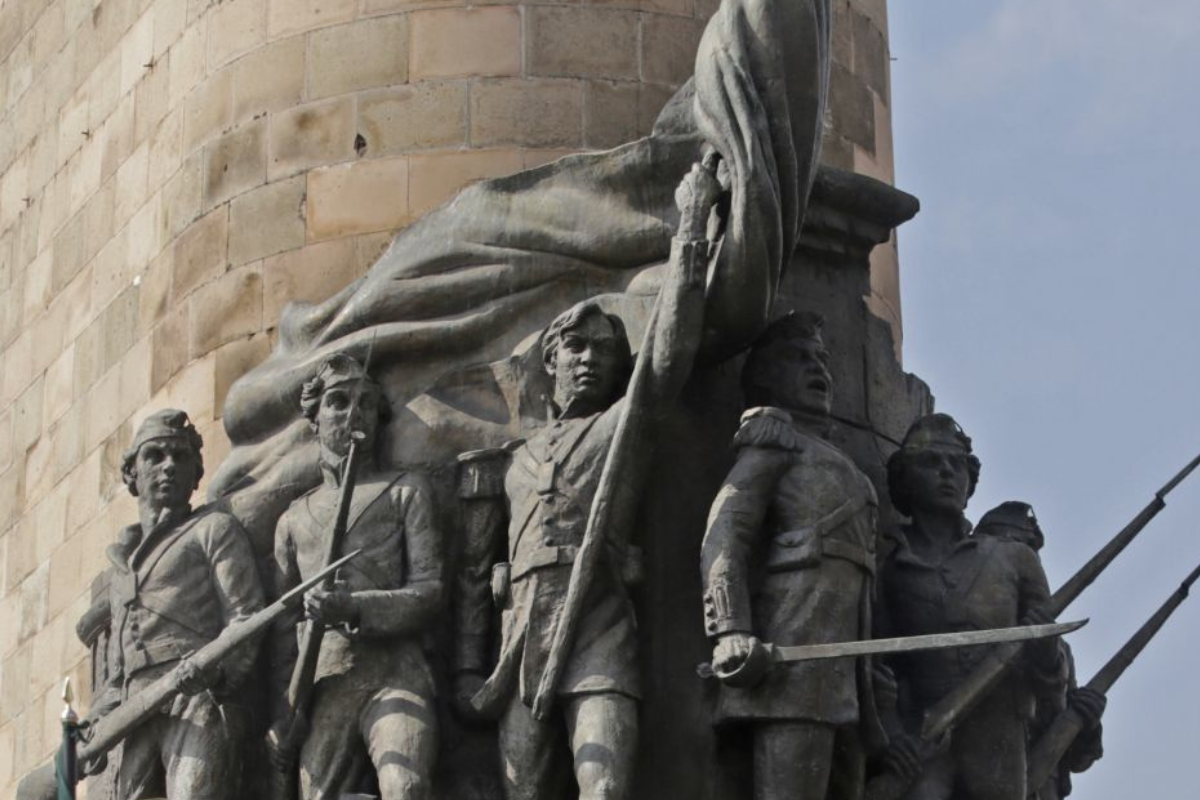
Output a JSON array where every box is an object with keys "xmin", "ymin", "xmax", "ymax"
[{"xmin": 891, "ymin": 2, "xmax": 1200, "ymax": 796}]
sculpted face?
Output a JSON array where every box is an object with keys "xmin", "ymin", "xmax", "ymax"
[
  {"xmin": 903, "ymin": 449, "xmax": 972, "ymax": 516},
  {"xmin": 773, "ymin": 338, "xmax": 833, "ymax": 417},
  {"xmin": 316, "ymin": 382, "xmax": 382, "ymax": 457},
  {"xmin": 548, "ymin": 313, "xmax": 623, "ymax": 414},
  {"xmin": 134, "ymin": 439, "xmax": 201, "ymax": 513}
]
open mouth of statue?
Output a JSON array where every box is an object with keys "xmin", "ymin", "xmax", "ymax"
[{"xmin": 806, "ymin": 376, "xmax": 829, "ymax": 394}]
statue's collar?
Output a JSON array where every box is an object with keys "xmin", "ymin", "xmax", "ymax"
[{"xmin": 319, "ymin": 452, "xmax": 375, "ymax": 488}]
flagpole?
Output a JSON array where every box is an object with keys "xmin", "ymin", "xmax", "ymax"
[{"xmin": 56, "ymin": 678, "xmax": 78, "ymax": 800}]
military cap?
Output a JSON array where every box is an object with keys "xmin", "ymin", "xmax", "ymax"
[
  {"xmin": 977, "ymin": 500, "xmax": 1045, "ymax": 551},
  {"xmin": 313, "ymin": 353, "xmax": 380, "ymax": 390},
  {"xmin": 129, "ymin": 408, "xmax": 203, "ymax": 454}
]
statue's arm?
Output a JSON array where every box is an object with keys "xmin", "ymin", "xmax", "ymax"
[
  {"xmin": 352, "ymin": 477, "xmax": 445, "ymax": 637},
  {"xmin": 645, "ymin": 162, "xmax": 724, "ymax": 407},
  {"xmin": 201, "ymin": 515, "xmax": 267, "ymax": 687},
  {"xmin": 268, "ymin": 516, "xmax": 302, "ymax": 714},
  {"xmin": 1016, "ymin": 545, "xmax": 1068, "ymax": 687},
  {"xmin": 700, "ymin": 446, "xmax": 787, "ymax": 639}
]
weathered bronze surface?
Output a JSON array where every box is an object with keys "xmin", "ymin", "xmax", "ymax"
[{"xmin": 24, "ymin": 0, "xmax": 1200, "ymax": 795}]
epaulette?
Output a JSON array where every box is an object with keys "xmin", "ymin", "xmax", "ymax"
[{"xmin": 732, "ymin": 407, "xmax": 808, "ymax": 453}]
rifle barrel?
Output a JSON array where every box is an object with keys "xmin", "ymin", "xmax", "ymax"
[
  {"xmin": 1028, "ymin": 555, "xmax": 1200, "ymax": 788},
  {"xmin": 919, "ymin": 452, "xmax": 1200, "ymax": 743},
  {"xmin": 77, "ymin": 550, "xmax": 360, "ymax": 762}
]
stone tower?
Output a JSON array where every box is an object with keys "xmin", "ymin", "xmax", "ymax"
[{"xmin": 0, "ymin": 0, "xmax": 905, "ymax": 795}]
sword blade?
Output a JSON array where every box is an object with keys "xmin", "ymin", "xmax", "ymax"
[{"xmin": 771, "ymin": 620, "xmax": 1087, "ymax": 663}]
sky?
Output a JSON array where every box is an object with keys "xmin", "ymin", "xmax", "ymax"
[{"xmin": 890, "ymin": 2, "xmax": 1200, "ymax": 796}]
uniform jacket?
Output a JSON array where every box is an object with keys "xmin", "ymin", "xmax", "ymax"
[
  {"xmin": 104, "ymin": 506, "xmax": 264, "ymax": 701},
  {"xmin": 470, "ymin": 400, "xmax": 642, "ymax": 715},
  {"xmin": 700, "ymin": 407, "xmax": 885, "ymax": 742},
  {"xmin": 876, "ymin": 525, "xmax": 1066, "ymax": 727},
  {"xmin": 272, "ymin": 463, "xmax": 443, "ymax": 696}
]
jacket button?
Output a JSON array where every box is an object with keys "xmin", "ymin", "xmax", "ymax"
[
  {"xmin": 543, "ymin": 536, "xmax": 555, "ymax": 546},
  {"xmin": 544, "ymin": 517, "xmax": 556, "ymax": 527}
]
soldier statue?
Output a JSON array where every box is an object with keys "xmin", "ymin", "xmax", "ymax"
[
  {"xmin": 88, "ymin": 408, "xmax": 265, "ymax": 800},
  {"xmin": 699, "ymin": 312, "xmax": 886, "ymax": 799},
  {"xmin": 266, "ymin": 354, "xmax": 444, "ymax": 799},
  {"xmin": 876, "ymin": 415, "xmax": 1066, "ymax": 800},
  {"xmin": 974, "ymin": 502, "xmax": 1106, "ymax": 800},
  {"xmin": 452, "ymin": 161, "xmax": 721, "ymax": 800}
]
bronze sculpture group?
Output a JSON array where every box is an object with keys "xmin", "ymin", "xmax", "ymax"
[
  {"xmin": 20, "ymin": 0, "xmax": 1200, "ymax": 797},
  {"xmin": 45, "ymin": 158, "xmax": 1146, "ymax": 800}
]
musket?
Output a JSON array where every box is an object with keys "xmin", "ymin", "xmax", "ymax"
[
  {"xmin": 73, "ymin": 550, "xmax": 361, "ymax": 766},
  {"xmin": 1027, "ymin": 557, "xmax": 1200, "ymax": 790},
  {"xmin": 866, "ymin": 450, "xmax": 1200, "ymax": 800},
  {"xmin": 268, "ymin": 340, "xmax": 376, "ymax": 795}
]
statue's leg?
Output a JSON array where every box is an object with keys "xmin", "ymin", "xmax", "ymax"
[
  {"xmin": 116, "ymin": 713, "xmax": 168, "ymax": 800},
  {"xmin": 298, "ymin": 674, "xmax": 373, "ymax": 800},
  {"xmin": 752, "ymin": 721, "xmax": 834, "ymax": 800},
  {"xmin": 498, "ymin": 692, "xmax": 570, "ymax": 800},
  {"xmin": 563, "ymin": 692, "xmax": 638, "ymax": 800},
  {"xmin": 362, "ymin": 684, "xmax": 438, "ymax": 800},
  {"xmin": 161, "ymin": 694, "xmax": 247, "ymax": 800},
  {"xmin": 827, "ymin": 724, "xmax": 865, "ymax": 800},
  {"xmin": 953, "ymin": 710, "xmax": 1027, "ymax": 800}
]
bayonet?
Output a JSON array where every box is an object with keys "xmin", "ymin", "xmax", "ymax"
[
  {"xmin": 1027, "ymin": 558, "xmax": 1200, "ymax": 790},
  {"xmin": 866, "ymin": 449, "xmax": 1200, "ymax": 800}
]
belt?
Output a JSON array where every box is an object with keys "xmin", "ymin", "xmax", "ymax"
[{"xmin": 512, "ymin": 545, "xmax": 579, "ymax": 581}]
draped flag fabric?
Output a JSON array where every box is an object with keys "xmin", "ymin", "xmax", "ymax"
[{"xmin": 211, "ymin": 0, "xmax": 832, "ymax": 543}]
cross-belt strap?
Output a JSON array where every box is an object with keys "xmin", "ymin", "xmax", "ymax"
[{"xmin": 768, "ymin": 492, "xmax": 876, "ymax": 575}]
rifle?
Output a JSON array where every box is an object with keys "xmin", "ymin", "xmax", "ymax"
[
  {"xmin": 866, "ymin": 450, "xmax": 1200, "ymax": 800},
  {"xmin": 267, "ymin": 431, "xmax": 368, "ymax": 776},
  {"xmin": 1027, "ymin": 557, "xmax": 1200, "ymax": 789},
  {"xmin": 73, "ymin": 550, "xmax": 361, "ymax": 767}
]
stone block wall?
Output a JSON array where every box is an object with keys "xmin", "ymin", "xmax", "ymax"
[
  {"xmin": 824, "ymin": 0, "xmax": 901, "ymax": 350},
  {"xmin": 0, "ymin": 0, "xmax": 896, "ymax": 795}
]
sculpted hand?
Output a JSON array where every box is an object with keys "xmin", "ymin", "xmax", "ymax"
[
  {"xmin": 712, "ymin": 632, "xmax": 754, "ymax": 675},
  {"xmin": 675, "ymin": 159, "xmax": 725, "ymax": 240},
  {"xmin": 1069, "ymin": 687, "xmax": 1107, "ymax": 728},
  {"xmin": 173, "ymin": 658, "xmax": 219, "ymax": 696},
  {"xmin": 452, "ymin": 672, "xmax": 487, "ymax": 720},
  {"xmin": 305, "ymin": 582, "xmax": 359, "ymax": 627},
  {"xmin": 265, "ymin": 719, "xmax": 300, "ymax": 773},
  {"xmin": 884, "ymin": 732, "xmax": 926, "ymax": 780},
  {"xmin": 872, "ymin": 661, "xmax": 899, "ymax": 706}
]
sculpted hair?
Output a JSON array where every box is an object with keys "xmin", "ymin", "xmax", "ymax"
[
  {"xmin": 540, "ymin": 300, "xmax": 634, "ymax": 395},
  {"xmin": 885, "ymin": 441, "xmax": 981, "ymax": 518},
  {"xmin": 741, "ymin": 311, "xmax": 826, "ymax": 408},
  {"xmin": 121, "ymin": 430, "xmax": 205, "ymax": 497}
]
